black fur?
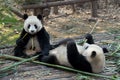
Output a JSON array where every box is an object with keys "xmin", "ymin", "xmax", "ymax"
[
  {"xmin": 51, "ymin": 33, "xmax": 94, "ymax": 50},
  {"xmin": 14, "ymin": 27, "xmax": 50, "ymax": 60},
  {"xmin": 41, "ymin": 34, "xmax": 107, "ymax": 73},
  {"xmin": 85, "ymin": 34, "xmax": 108, "ymax": 53},
  {"xmin": 51, "ymin": 33, "xmax": 94, "ymax": 49},
  {"xmin": 67, "ymin": 41, "xmax": 92, "ymax": 73},
  {"xmin": 23, "ymin": 14, "xmax": 28, "ymax": 20},
  {"xmin": 50, "ymin": 38, "xmax": 74, "ymax": 50},
  {"xmin": 91, "ymin": 51, "xmax": 96, "ymax": 58},
  {"xmin": 102, "ymin": 48, "xmax": 108, "ymax": 53},
  {"xmin": 41, "ymin": 55, "xmax": 58, "ymax": 64},
  {"xmin": 40, "ymin": 38, "xmax": 74, "ymax": 64},
  {"xmin": 85, "ymin": 33, "xmax": 94, "ymax": 44},
  {"xmin": 37, "ymin": 14, "xmax": 43, "ymax": 20}
]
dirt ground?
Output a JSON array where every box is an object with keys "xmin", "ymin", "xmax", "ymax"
[{"xmin": 0, "ymin": 8, "xmax": 120, "ymax": 80}]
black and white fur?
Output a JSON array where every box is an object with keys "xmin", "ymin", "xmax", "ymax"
[
  {"xmin": 41, "ymin": 34, "xmax": 108, "ymax": 73},
  {"xmin": 14, "ymin": 14, "xmax": 51, "ymax": 60}
]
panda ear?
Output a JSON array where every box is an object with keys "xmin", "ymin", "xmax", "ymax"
[
  {"xmin": 102, "ymin": 48, "xmax": 108, "ymax": 53},
  {"xmin": 23, "ymin": 14, "xmax": 28, "ymax": 20},
  {"xmin": 37, "ymin": 14, "xmax": 43, "ymax": 20},
  {"xmin": 91, "ymin": 51, "xmax": 96, "ymax": 58}
]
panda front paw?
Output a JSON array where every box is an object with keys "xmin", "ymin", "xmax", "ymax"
[{"xmin": 85, "ymin": 34, "xmax": 94, "ymax": 44}]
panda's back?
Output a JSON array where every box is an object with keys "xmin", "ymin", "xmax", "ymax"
[{"xmin": 50, "ymin": 45, "xmax": 72, "ymax": 67}]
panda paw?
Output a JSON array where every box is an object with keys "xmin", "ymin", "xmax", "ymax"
[
  {"xmin": 40, "ymin": 56, "xmax": 50, "ymax": 62},
  {"xmin": 41, "ymin": 55, "xmax": 56, "ymax": 64},
  {"xmin": 85, "ymin": 33, "xmax": 94, "ymax": 44}
]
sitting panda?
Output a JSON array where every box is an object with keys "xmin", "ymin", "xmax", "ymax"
[
  {"xmin": 41, "ymin": 34, "xmax": 108, "ymax": 73},
  {"xmin": 14, "ymin": 14, "xmax": 51, "ymax": 60}
]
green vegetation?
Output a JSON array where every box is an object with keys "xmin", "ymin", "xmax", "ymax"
[
  {"xmin": 0, "ymin": 0, "xmax": 120, "ymax": 79},
  {"xmin": 0, "ymin": 9, "xmax": 23, "ymax": 47}
]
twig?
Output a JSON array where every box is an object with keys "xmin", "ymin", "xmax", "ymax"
[
  {"xmin": 89, "ymin": 19, "xmax": 100, "ymax": 34},
  {"xmin": 82, "ymin": 19, "xmax": 100, "ymax": 44},
  {"xmin": 0, "ymin": 54, "xmax": 115, "ymax": 79}
]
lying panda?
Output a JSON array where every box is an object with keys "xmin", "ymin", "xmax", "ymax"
[
  {"xmin": 41, "ymin": 34, "xmax": 108, "ymax": 73},
  {"xmin": 14, "ymin": 14, "xmax": 51, "ymax": 60}
]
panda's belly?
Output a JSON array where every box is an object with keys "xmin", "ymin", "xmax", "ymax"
[
  {"xmin": 24, "ymin": 36, "xmax": 41, "ymax": 56},
  {"xmin": 50, "ymin": 45, "xmax": 72, "ymax": 67}
]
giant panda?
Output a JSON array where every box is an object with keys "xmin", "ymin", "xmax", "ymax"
[
  {"xmin": 14, "ymin": 14, "xmax": 51, "ymax": 60},
  {"xmin": 41, "ymin": 34, "xmax": 108, "ymax": 73}
]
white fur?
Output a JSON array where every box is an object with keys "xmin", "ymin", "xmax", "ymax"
[
  {"xmin": 76, "ymin": 43, "xmax": 105, "ymax": 73},
  {"xmin": 49, "ymin": 42, "xmax": 105, "ymax": 73},
  {"xmin": 82, "ymin": 44, "xmax": 105, "ymax": 73},
  {"xmin": 76, "ymin": 44, "xmax": 85, "ymax": 54},
  {"xmin": 24, "ymin": 15, "xmax": 43, "ymax": 34},
  {"xmin": 49, "ymin": 45, "xmax": 72, "ymax": 67},
  {"xmin": 24, "ymin": 36, "xmax": 41, "ymax": 56}
]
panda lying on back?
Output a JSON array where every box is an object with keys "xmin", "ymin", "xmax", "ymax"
[
  {"xmin": 14, "ymin": 14, "xmax": 51, "ymax": 60},
  {"xmin": 41, "ymin": 34, "xmax": 108, "ymax": 73}
]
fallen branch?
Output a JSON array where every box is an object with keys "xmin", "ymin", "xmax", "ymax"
[
  {"xmin": 10, "ymin": 6, "xmax": 23, "ymax": 18},
  {"xmin": 4, "ymin": 0, "xmax": 23, "ymax": 18},
  {"xmin": 0, "ymin": 54, "xmax": 115, "ymax": 79},
  {"xmin": 22, "ymin": 0, "xmax": 95, "ymax": 9}
]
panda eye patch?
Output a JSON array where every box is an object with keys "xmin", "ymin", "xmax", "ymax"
[
  {"xmin": 85, "ymin": 46, "xmax": 88, "ymax": 49},
  {"xmin": 34, "ymin": 24, "xmax": 37, "ymax": 29},
  {"xmin": 28, "ymin": 25, "xmax": 30, "ymax": 29}
]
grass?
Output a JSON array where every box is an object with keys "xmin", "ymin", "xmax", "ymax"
[
  {"xmin": 0, "ymin": 14, "xmax": 23, "ymax": 47},
  {"xmin": 108, "ymin": 27, "xmax": 120, "ymax": 34},
  {"xmin": 0, "ymin": 7, "xmax": 24, "ymax": 47}
]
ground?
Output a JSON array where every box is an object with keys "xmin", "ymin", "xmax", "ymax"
[{"xmin": 0, "ymin": 8, "xmax": 120, "ymax": 80}]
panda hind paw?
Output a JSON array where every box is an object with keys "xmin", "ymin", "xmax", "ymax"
[{"xmin": 41, "ymin": 55, "xmax": 56, "ymax": 64}]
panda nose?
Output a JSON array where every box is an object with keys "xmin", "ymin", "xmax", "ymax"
[{"xmin": 31, "ymin": 30, "xmax": 34, "ymax": 33}]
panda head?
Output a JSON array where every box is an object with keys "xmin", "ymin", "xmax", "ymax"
[
  {"xmin": 23, "ymin": 14, "xmax": 43, "ymax": 35},
  {"xmin": 82, "ymin": 43, "xmax": 106, "ymax": 73},
  {"xmin": 83, "ymin": 44, "xmax": 105, "ymax": 58}
]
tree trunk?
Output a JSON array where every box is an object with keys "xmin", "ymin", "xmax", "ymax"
[
  {"xmin": 33, "ymin": 8, "xmax": 43, "ymax": 15},
  {"xmin": 53, "ymin": 6, "xmax": 59, "ymax": 14},
  {"xmin": 91, "ymin": 0, "xmax": 98, "ymax": 17}
]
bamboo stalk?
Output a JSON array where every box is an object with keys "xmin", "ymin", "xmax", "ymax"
[
  {"xmin": 0, "ymin": 54, "xmax": 114, "ymax": 79},
  {"xmin": 0, "ymin": 55, "xmax": 38, "ymax": 72}
]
